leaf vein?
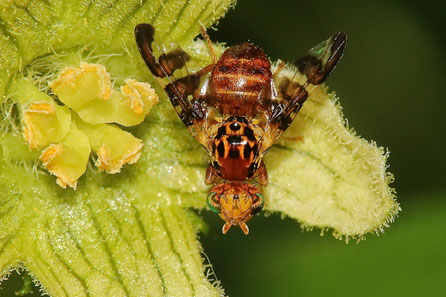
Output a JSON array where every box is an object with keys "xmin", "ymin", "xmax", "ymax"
[
  {"xmin": 149, "ymin": 0, "xmax": 172, "ymax": 24},
  {"xmin": 159, "ymin": 210, "xmax": 195, "ymax": 295},
  {"xmin": 132, "ymin": 205, "xmax": 167, "ymax": 295},
  {"xmin": 161, "ymin": 0, "xmax": 191, "ymax": 41},
  {"xmin": 44, "ymin": 220, "xmax": 91, "ymax": 297},
  {"xmin": 111, "ymin": 0, "xmax": 149, "ymax": 41},
  {"xmin": 181, "ymin": 0, "xmax": 213, "ymax": 39},
  {"xmin": 84, "ymin": 201, "xmax": 130, "ymax": 296},
  {"xmin": 0, "ymin": 22, "xmax": 22, "ymax": 61},
  {"xmin": 34, "ymin": 245, "xmax": 70, "ymax": 297},
  {"xmin": 62, "ymin": 217, "xmax": 116, "ymax": 282},
  {"xmin": 108, "ymin": 213, "xmax": 145, "ymax": 294},
  {"xmin": 0, "ymin": 234, "xmax": 16, "ymax": 260},
  {"xmin": 170, "ymin": 209, "xmax": 202, "ymax": 272}
]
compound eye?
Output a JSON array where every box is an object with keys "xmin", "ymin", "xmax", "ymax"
[
  {"xmin": 207, "ymin": 192, "xmax": 220, "ymax": 214},
  {"xmin": 251, "ymin": 193, "xmax": 264, "ymax": 215}
]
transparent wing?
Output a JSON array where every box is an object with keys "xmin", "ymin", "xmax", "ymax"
[{"xmin": 259, "ymin": 32, "xmax": 347, "ymax": 154}]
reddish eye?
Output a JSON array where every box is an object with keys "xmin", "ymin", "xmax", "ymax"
[{"xmin": 251, "ymin": 193, "xmax": 264, "ymax": 215}]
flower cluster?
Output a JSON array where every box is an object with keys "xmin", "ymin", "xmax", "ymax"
[{"xmin": 21, "ymin": 62, "xmax": 158, "ymax": 188}]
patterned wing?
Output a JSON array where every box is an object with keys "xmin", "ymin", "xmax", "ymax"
[
  {"xmin": 260, "ymin": 32, "xmax": 348, "ymax": 154},
  {"xmin": 135, "ymin": 23, "xmax": 214, "ymax": 148}
]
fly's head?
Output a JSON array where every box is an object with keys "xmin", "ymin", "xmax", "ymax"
[{"xmin": 207, "ymin": 182, "xmax": 264, "ymax": 235}]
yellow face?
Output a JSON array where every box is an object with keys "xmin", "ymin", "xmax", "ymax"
[{"xmin": 207, "ymin": 183, "xmax": 264, "ymax": 235}]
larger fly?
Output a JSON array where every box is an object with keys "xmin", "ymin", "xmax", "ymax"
[{"xmin": 135, "ymin": 24, "xmax": 347, "ymax": 234}]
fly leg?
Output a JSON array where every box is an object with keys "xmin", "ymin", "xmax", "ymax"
[{"xmin": 205, "ymin": 165, "xmax": 220, "ymax": 185}]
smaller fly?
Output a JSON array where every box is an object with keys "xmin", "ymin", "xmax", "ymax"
[{"xmin": 135, "ymin": 24, "xmax": 347, "ymax": 234}]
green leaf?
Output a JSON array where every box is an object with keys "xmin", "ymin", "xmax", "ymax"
[
  {"xmin": 0, "ymin": 0, "xmax": 233, "ymax": 295},
  {"xmin": 264, "ymin": 67, "xmax": 399, "ymax": 239},
  {"xmin": 0, "ymin": 163, "xmax": 221, "ymax": 296},
  {"xmin": 0, "ymin": 0, "xmax": 399, "ymax": 296}
]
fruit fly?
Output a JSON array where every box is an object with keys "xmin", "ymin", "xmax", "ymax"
[{"xmin": 135, "ymin": 23, "xmax": 347, "ymax": 234}]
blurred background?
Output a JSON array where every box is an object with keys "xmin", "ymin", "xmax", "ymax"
[
  {"xmin": 2, "ymin": 0, "xmax": 445, "ymax": 296},
  {"xmin": 201, "ymin": 0, "xmax": 446, "ymax": 296}
]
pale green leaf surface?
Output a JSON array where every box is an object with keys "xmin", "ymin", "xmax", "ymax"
[
  {"xmin": 0, "ymin": 162, "xmax": 219, "ymax": 296},
  {"xmin": 0, "ymin": 0, "xmax": 232, "ymax": 296},
  {"xmin": 264, "ymin": 69, "xmax": 399, "ymax": 238}
]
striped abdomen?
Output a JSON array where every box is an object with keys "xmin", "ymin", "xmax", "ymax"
[{"xmin": 210, "ymin": 43, "xmax": 272, "ymax": 117}]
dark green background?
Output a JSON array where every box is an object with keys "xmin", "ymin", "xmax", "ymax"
[
  {"xmin": 202, "ymin": 0, "xmax": 446, "ymax": 296},
  {"xmin": 2, "ymin": 0, "xmax": 446, "ymax": 296}
]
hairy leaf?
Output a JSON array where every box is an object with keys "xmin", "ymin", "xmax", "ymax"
[
  {"xmin": 265, "ymin": 68, "xmax": 399, "ymax": 239},
  {"xmin": 0, "ymin": 0, "xmax": 233, "ymax": 296},
  {"xmin": 0, "ymin": 0, "xmax": 398, "ymax": 296}
]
